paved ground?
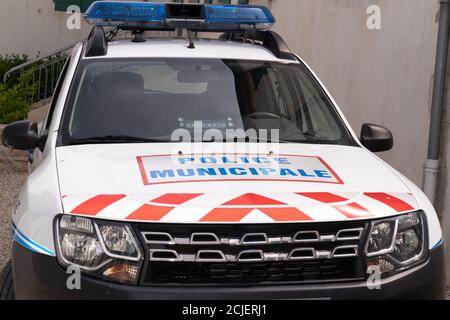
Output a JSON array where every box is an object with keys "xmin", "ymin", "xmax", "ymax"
[{"xmin": 28, "ymin": 102, "xmax": 50, "ymax": 123}]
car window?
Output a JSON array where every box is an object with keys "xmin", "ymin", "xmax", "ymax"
[
  {"xmin": 44, "ymin": 57, "xmax": 71, "ymax": 132},
  {"xmin": 61, "ymin": 58, "xmax": 352, "ymax": 145}
]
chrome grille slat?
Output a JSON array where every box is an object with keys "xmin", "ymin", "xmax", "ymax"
[
  {"xmin": 237, "ymin": 250, "xmax": 265, "ymax": 262},
  {"xmin": 144, "ymin": 228, "xmax": 364, "ymax": 247},
  {"xmin": 147, "ymin": 248, "xmax": 360, "ymax": 262},
  {"xmin": 144, "ymin": 228, "xmax": 364, "ymax": 262},
  {"xmin": 335, "ymin": 228, "xmax": 364, "ymax": 241},
  {"xmin": 143, "ymin": 232, "xmax": 176, "ymax": 245},
  {"xmin": 288, "ymin": 248, "xmax": 316, "ymax": 261},
  {"xmin": 190, "ymin": 233, "xmax": 221, "ymax": 245},
  {"xmin": 292, "ymin": 231, "xmax": 320, "ymax": 243},
  {"xmin": 139, "ymin": 222, "xmax": 367, "ymax": 284},
  {"xmin": 331, "ymin": 245, "xmax": 359, "ymax": 258},
  {"xmin": 196, "ymin": 250, "xmax": 227, "ymax": 262},
  {"xmin": 240, "ymin": 233, "xmax": 268, "ymax": 245},
  {"xmin": 150, "ymin": 249, "xmax": 181, "ymax": 262}
]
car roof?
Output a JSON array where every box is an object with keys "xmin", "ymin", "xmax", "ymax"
[{"xmin": 82, "ymin": 38, "xmax": 297, "ymax": 62}]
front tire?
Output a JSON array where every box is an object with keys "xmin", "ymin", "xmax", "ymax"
[{"xmin": 0, "ymin": 261, "xmax": 15, "ymax": 300}]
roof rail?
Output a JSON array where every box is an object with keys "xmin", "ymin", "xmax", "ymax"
[
  {"xmin": 219, "ymin": 30, "xmax": 297, "ymax": 61},
  {"xmin": 83, "ymin": 27, "xmax": 296, "ymax": 60},
  {"xmin": 85, "ymin": 26, "xmax": 108, "ymax": 57}
]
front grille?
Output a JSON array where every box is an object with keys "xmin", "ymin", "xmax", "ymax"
[{"xmin": 134, "ymin": 222, "xmax": 369, "ymax": 286}]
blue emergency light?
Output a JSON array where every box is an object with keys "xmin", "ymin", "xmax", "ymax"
[
  {"xmin": 85, "ymin": 2, "xmax": 166, "ymax": 23},
  {"xmin": 204, "ymin": 5, "xmax": 274, "ymax": 24},
  {"xmin": 84, "ymin": 1, "xmax": 276, "ymax": 31}
]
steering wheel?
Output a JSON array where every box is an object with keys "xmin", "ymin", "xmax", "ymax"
[{"xmin": 247, "ymin": 112, "xmax": 282, "ymax": 120}]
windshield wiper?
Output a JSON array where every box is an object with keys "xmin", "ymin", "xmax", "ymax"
[
  {"xmin": 68, "ymin": 135, "xmax": 319, "ymax": 146},
  {"xmin": 68, "ymin": 135, "xmax": 172, "ymax": 145},
  {"xmin": 198, "ymin": 137, "xmax": 293, "ymax": 144}
]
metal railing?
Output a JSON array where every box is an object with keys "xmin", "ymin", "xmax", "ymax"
[{"xmin": 3, "ymin": 43, "xmax": 76, "ymax": 104}]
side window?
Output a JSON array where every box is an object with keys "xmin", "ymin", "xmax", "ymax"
[
  {"xmin": 43, "ymin": 57, "xmax": 71, "ymax": 133},
  {"xmin": 293, "ymin": 68, "xmax": 342, "ymax": 141}
]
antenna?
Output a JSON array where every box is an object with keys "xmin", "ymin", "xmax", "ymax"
[
  {"xmin": 85, "ymin": 26, "xmax": 108, "ymax": 57},
  {"xmin": 186, "ymin": 30, "xmax": 195, "ymax": 49},
  {"xmin": 132, "ymin": 30, "xmax": 146, "ymax": 43},
  {"xmin": 181, "ymin": 5, "xmax": 195, "ymax": 49}
]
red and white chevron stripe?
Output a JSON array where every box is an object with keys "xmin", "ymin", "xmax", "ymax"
[{"xmin": 61, "ymin": 192, "xmax": 418, "ymax": 223}]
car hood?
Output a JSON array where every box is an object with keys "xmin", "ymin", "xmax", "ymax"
[{"xmin": 56, "ymin": 144, "xmax": 418, "ymax": 223}]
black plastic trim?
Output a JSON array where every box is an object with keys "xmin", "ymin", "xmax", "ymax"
[
  {"xmin": 220, "ymin": 30, "xmax": 297, "ymax": 61},
  {"xmin": 1, "ymin": 121, "xmax": 38, "ymax": 150},
  {"xmin": 85, "ymin": 26, "xmax": 108, "ymax": 57},
  {"xmin": 360, "ymin": 123, "xmax": 394, "ymax": 153},
  {"xmin": 12, "ymin": 238, "xmax": 446, "ymax": 300},
  {"xmin": 166, "ymin": 3, "xmax": 205, "ymax": 20}
]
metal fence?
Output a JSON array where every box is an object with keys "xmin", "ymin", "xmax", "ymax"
[{"xmin": 3, "ymin": 43, "xmax": 75, "ymax": 104}]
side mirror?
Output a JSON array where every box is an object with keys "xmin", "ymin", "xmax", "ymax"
[
  {"xmin": 1, "ymin": 120, "xmax": 38, "ymax": 150},
  {"xmin": 360, "ymin": 123, "xmax": 393, "ymax": 153}
]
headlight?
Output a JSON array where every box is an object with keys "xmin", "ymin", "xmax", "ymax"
[
  {"xmin": 56, "ymin": 215, "xmax": 143, "ymax": 284},
  {"xmin": 365, "ymin": 211, "xmax": 427, "ymax": 276}
]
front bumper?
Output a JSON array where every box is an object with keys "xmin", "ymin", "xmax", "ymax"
[{"xmin": 12, "ymin": 241, "xmax": 446, "ymax": 300}]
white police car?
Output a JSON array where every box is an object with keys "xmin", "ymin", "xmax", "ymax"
[{"xmin": 0, "ymin": 1, "xmax": 445, "ymax": 299}]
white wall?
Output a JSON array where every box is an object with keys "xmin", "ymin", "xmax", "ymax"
[
  {"xmin": 270, "ymin": 0, "xmax": 439, "ymax": 186},
  {"xmin": 0, "ymin": 0, "xmax": 91, "ymax": 58}
]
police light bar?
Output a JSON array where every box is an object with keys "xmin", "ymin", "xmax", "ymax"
[{"xmin": 84, "ymin": 1, "xmax": 276, "ymax": 31}]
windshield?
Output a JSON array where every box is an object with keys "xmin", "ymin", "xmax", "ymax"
[{"xmin": 60, "ymin": 58, "xmax": 352, "ymax": 145}]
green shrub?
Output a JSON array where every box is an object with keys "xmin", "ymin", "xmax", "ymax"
[
  {"xmin": 0, "ymin": 83, "xmax": 29, "ymax": 123},
  {"xmin": 0, "ymin": 55, "xmax": 36, "ymax": 124},
  {"xmin": 0, "ymin": 54, "xmax": 28, "ymax": 86}
]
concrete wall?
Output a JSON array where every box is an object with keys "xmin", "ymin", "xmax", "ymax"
[
  {"xmin": 0, "ymin": 0, "xmax": 91, "ymax": 58},
  {"xmin": 270, "ymin": 0, "xmax": 439, "ymax": 187}
]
